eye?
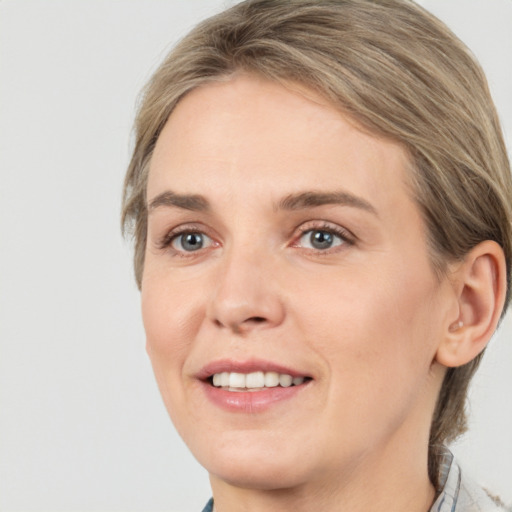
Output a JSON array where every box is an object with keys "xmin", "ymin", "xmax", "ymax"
[
  {"xmin": 171, "ymin": 231, "xmax": 213, "ymax": 252},
  {"xmin": 298, "ymin": 228, "xmax": 347, "ymax": 251}
]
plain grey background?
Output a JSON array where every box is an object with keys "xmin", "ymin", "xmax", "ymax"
[{"xmin": 0, "ymin": 1, "xmax": 511, "ymax": 511}]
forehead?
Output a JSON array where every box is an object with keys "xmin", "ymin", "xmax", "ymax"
[{"xmin": 148, "ymin": 74, "xmax": 413, "ymax": 214}]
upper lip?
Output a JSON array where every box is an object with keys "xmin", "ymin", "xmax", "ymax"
[{"xmin": 196, "ymin": 358, "xmax": 312, "ymax": 381}]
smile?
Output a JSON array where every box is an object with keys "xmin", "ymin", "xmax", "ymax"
[
  {"xmin": 211, "ymin": 371, "xmax": 306, "ymax": 391},
  {"xmin": 198, "ymin": 360, "xmax": 312, "ymax": 412}
]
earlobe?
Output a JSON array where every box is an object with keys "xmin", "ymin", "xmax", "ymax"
[{"xmin": 435, "ymin": 241, "xmax": 507, "ymax": 368}]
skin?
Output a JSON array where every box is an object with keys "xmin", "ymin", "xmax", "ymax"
[{"xmin": 141, "ymin": 74, "xmax": 479, "ymax": 511}]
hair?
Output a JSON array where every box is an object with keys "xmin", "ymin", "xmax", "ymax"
[{"xmin": 122, "ymin": 0, "xmax": 512, "ymax": 488}]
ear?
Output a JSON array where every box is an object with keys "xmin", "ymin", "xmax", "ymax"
[{"xmin": 435, "ymin": 241, "xmax": 507, "ymax": 368}]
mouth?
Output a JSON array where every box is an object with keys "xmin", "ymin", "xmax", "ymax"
[
  {"xmin": 209, "ymin": 371, "xmax": 311, "ymax": 392},
  {"xmin": 197, "ymin": 359, "xmax": 312, "ymax": 411}
]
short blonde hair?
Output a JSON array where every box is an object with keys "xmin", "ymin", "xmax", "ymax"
[{"xmin": 122, "ymin": 0, "xmax": 512, "ymax": 486}]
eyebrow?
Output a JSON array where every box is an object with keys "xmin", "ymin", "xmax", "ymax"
[
  {"xmin": 277, "ymin": 191, "xmax": 377, "ymax": 215},
  {"xmin": 147, "ymin": 189, "xmax": 377, "ymax": 215},
  {"xmin": 148, "ymin": 191, "xmax": 210, "ymax": 212}
]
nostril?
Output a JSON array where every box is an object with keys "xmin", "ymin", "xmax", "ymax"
[
  {"xmin": 213, "ymin": 316, "xmax": 266, "ymax": 330},
  {"xmin": 248, "ymin": 316, "xmax": 266, "ymax": 323}
]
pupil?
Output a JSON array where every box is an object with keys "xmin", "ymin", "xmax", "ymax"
[
  {"xmin": 311, "ymin": 230, "xmax": 333, "ymax": 249},
  {"xmin": 182, "ymin": 233, "xmax": 203, "ymax": 251}
]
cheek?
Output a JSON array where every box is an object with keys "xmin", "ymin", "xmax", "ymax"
[
  {"xmin": 141, "ymin": 269, "xmax": 204, "ymax": 373},
  {"xmin": 140, "ymin": 273, "xmax": 207, "ymax": 435},
  {"xmin": 298, "ymin": 258, "xmax": 441, "ymax": 388}
]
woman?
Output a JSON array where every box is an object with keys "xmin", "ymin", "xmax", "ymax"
[{"xmin": 122, "ymin": 0, "xmax": 511, "ymax": 510}]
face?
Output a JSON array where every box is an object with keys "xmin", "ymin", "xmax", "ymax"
[{"xmin": 142, "ymin": 75, "xmax": 451, "ymax": 492}]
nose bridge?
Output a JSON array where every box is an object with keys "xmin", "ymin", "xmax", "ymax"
[{"xmin": 207, "ymin": 238, "xmax": 285, "ymax": 333}]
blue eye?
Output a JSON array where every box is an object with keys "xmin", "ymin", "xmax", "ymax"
[
  {"xmin": 299, "ymin": 229, "xmax": 344, "ymax": 250},
  {"xmin": 171, "ymin": 232, "xmax": 212, "ymax": 252}
]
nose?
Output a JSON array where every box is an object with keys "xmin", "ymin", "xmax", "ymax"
[{"xmin": 206, "ymin": 247, "xmax": 286, "ymax": 335}]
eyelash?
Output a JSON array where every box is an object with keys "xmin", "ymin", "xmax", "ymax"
[
  {"xmin": 157, "ymin": 221, "xmax": 355, "ymax": 256},
  {"xmin": 291, "ymin": 222, "xmax": 355, "ymax": 254},
  {"xmin": 157, "ymin": 225, "xmax": 213, "ymax": 254}
]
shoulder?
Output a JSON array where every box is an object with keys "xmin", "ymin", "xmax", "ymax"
[
  {"xmin": 430, "ymin": 450, "xmax": 509, "ymax": 512},
  {"xmin": 201, "ymin": 497, "xmax": 214, "ymax": 512},
  {"xmin": 458, "ymin": 477, "xmax": 509, "ymax": 512}
]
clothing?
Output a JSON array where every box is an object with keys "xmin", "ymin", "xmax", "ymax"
[
  {"xmin": 201, "ymin": 450, "xmax": 507, "ymax": 512},
  {"xmin": 201, "ymin": 498, "xmax": 214, "ymax": 512},
  {"xmin": 430, "ymin": 449, "xmax": 507, "ymax": 512}
]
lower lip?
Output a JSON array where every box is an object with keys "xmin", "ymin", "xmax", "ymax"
[{"xmin": 201, "ymin": 381, "xmax": 309, "ymax": 413}]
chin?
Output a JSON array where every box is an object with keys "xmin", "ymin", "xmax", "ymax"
[
  {"xmin": 181, "ymin": 428, "xmax": 311, "ymax": 490},
  {"xmin": 208, "ymin": 455, "xmax": 310, "ymax": 491}
]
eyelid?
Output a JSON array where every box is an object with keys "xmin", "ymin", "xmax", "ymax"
[
  {"xmin": 172, "ymin": 232, "xmax": 214, "ymax": 252},
  {"xmin": 290, "ymin": 220, "xmax": 356, "ymax": 250},
  {"xmin": 154, "ymin": 220, "xmax": 355, "ymax": 255},
  {"xmin": 156, "ymin": 223, "xmax": 218, "ymax": 252}
]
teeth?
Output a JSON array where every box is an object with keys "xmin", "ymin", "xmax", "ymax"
[
  {"xmin": 264, "ymin": 371, "xmax": 279, "ymax": 387},
  {"xmin": 211, "ymin": 371, "xmax": 307, "ymax": 389},
  {"xmin": 279, "ymin": 374, "xmax": 293, "ymax": 387},
  {"xmin": 246, "ymin": 371, "xmax": 265, "ymax": 388},
  {"xmin": 229, "ymin": 372, "xmax": 246, "ymax": 388},
  {"xmin": 220, "ymin": 372, "xmax": 230, "ymax": 387}
]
